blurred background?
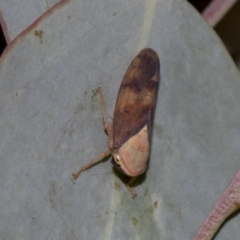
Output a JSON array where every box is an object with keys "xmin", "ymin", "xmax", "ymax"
[
  {"xmin": 188, "ymin": 0, "xmax": 240, "ymax": 69},
  {"xmin": 0, "ymin": 0, "xmax": 240, "ymax": 69}
]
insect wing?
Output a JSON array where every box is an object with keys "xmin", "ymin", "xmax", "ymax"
[{"xmin": 112, "ymin": 48, "xmax": 160, "ymax": 149}]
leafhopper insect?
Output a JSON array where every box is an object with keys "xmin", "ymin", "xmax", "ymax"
[{"xmin": 73, "ymin": 48, "xmax": 160, "ymax": 198}]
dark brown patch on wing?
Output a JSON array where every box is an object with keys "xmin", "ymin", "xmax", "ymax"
[{"xmin": 112, "ymin": 48, "xmax": 160, "ymax": 149}]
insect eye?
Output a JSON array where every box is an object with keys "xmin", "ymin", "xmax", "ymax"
[
  {"xmin": 112, "ymin": 152, "xmax": 122, "ymax": 168},
  {"xmin": 115, "ymin": 154, "xmax": 121, "ymax": 163}
]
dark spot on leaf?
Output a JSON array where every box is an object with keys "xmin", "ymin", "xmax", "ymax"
[
  {"xmin": 34, "ymin": 30, "xmax": 44, "ymax": 43},
  {"xmin": 131, "ymin": 217, "xmax": 137, "ymax": 226}
]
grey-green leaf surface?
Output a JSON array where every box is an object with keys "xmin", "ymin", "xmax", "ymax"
[
  {"xmin": 0, "ymin": 0, "xmax": 60, "ymax": 41},
  {"xmin": 0, "ymin": 0, "xmax": 240, "ymax": 239}
]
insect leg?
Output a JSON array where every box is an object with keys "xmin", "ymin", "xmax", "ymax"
[
  {"xmin": 72, "ymin": 149, "xmax": 112, "ymax": 179},
  {"xmin": 126, "ymin": 176, "xmax": 138, "ymax": 198},
  {"xmin": 96, "ymin": 87, "xmax": 112, "ymax": 136}
]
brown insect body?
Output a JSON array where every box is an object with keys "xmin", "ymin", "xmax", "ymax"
[
  {"xmin": 73, "ymin": 48, "xmax": 160, "ymax": 198},
  {"xmin": 111, "ymin": 48, "xmax": 159, "ymax": 177}
]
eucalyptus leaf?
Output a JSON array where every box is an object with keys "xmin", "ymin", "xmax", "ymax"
[{"xmin": 0, "ymin": 0, "xmax": 240, "ymax": 239}]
